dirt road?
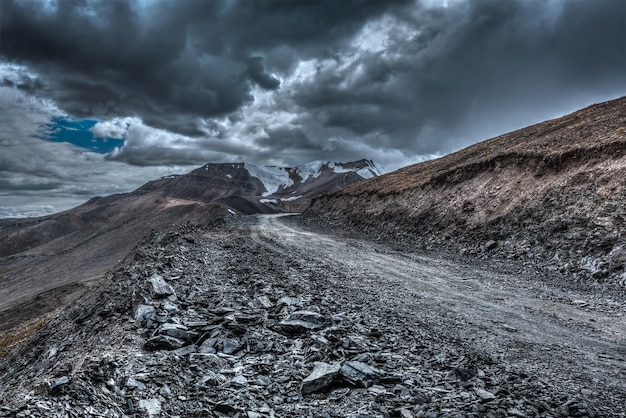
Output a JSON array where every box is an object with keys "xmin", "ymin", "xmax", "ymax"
[
  {"xmin": 2, "ymin": 214, "xmax": 625, "ymax": 416},
  {"xmin": 253, "ymin": 215, "xmax": 626, "ymax": 401}
]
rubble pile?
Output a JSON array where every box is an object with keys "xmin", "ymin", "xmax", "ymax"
[{"xmin": 0, "ymin": 220, "xmax": 619, "ymax": 417}]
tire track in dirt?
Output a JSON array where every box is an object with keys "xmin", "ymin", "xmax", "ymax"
[{"xmin": 251, "ymin": 214, "xmax": 626, "ymax": 396}]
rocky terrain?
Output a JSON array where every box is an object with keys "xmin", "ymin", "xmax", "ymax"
[
  {"xmin": 1, "ymin": 98, "xmax": 625, "ymax": 417},
  {"xmin": 1, "ymin": 215, "xmax": 624, "ymax": 417},
  {"xmin": 0, "ymin": 160, "xmax": 380, "ymax": 357},
  {"xmin": 306, "ymin": 97, "xmax": 626, "ymax": 291}
]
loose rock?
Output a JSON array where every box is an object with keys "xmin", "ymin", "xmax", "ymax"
[{"xmin": 301, "ymin": 362, "xmax": 341, "ymax": 394}]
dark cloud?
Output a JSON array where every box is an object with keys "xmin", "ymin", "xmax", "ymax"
[
  {"xmin": 0, "ymin": 0, "xmax": 624, "ymax": 191},
  {"xmin": 290, "ymin": 0, "xmax": 626, "ymax": 155},
  {"xmin": 0, "ymin": 0, "xmax": 408, "ymax": 135},
  {"xmin": 245, "ymin": 57, "xmax": 281, "ymax": 91},
  {"xmin": 255, "ymin": 127, "xmax": 319, "ymax": 151}
]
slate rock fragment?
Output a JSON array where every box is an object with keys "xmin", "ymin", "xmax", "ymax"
[
  {"xmin": 148, "ymin": 274, "xmax": 175, "ymax": 299},
  {"xmin": 280, "ymin": 310, "xmax": 328, "ymax": 333},
  {"xmin": 301, "ymin": 362, "xmax": 341, "ymax": 394},
  {"xmin": 155, "ymin": 323, "xmax": 197, "ymax": 342},
  {"xmin": 138, "ymin": 399, "xmax": 162, "ymax": 418},
  {"xmin": 454, "ymin": 367, "xmax": 477, "ymax": 380},
  {"xmin": 475, "ymin": 387, "xmax": 496, "ymax": 401},
  {"xmin": 135, "ymin": 304, "xmax": 156, "ymax": 328},
  {"xmin": 49, "ymin": 376, "xmax": 70, "ymax": 395},
  {"xmin": 340, "ymin": 361, "xmax": 383, "ymax": 388},
  {"xmin": 145, "ymin": 335, "xmax": 187, "ymax": 351}
]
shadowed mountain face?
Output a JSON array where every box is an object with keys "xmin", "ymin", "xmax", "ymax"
[
  {"xmin": 0, "ymin": 159, "xmax": 381, "ymax": 350},
  {"xmin": 306, "ymin": 97, "xmax": 626, "ymax": 289}
]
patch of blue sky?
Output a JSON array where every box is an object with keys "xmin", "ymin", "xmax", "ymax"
[{"xmin": 43, "ymin": 116, "xmax": 125, "ymax": 154}]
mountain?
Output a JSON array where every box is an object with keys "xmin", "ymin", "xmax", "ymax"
[
  {"xmin": 134, "ymin": 159, "xmax": 384, "ymax": 213},
  {"xmin": 0, "ymin": 159, "xmax": 382, "ymax": 353},
  {"xmin": 305, "ymin": 97, "xmax": 626, "ymax": 288}
]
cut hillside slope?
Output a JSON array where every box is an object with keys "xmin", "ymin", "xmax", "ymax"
[{"xmin": 306, "ymin": 97, "xmax": 626, "ymax": 289}]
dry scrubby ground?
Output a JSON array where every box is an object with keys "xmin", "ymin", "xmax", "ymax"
[{"xmin": 1, "ymin": 215, "xmax": 624, "ymax": 417}]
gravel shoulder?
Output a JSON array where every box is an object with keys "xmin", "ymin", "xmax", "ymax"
[{"xmin": 0, "ymin": 214, "xmax": 624, "ymax": 417}]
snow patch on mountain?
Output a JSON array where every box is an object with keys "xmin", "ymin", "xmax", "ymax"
[
  {"xmin": 356, "ymin": 161, "xmax": 386, "ymax": 179},
  {"xmin": 282, "ymin": 195, "xmax": 302, "ymax": 201},
  {"xmin": 244, "ymin": 164, "xmax": 293, "ymax": 196},
  {"xmin": 295, "ymin": 161, "xmax": 326, "ymax": 181},
  {"xmin": 245, "ymin": 160, "xmax": 385, "ymax": 197},
  {"xmin": 327, "ymin": 160, "xmax": 385, "ymax": 178}
]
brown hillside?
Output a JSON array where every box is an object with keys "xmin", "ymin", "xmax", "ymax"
[
  {"xmin": 0, "ymin": 195, "xmax": 226, "ymax": 357},
  {"xmin": 306, "ymin": 97, "xmax": 626, "ymax": 288}
]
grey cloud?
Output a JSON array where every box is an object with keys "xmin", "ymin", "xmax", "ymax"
[
  {"xmin": 106, "ymin": 147, "xmax": 216, "ymax": 167},
  {"xmin": 0, "ymin": 86, "xmax": 195, "ymax": 216},
  {"xmin": 0, "ymin": 0, "xmax": 408, "ymax": 136},
  {"xmin": 245, "ymin": 57, "xmax": 281, "ymax": 91},
  {"xmin": 1, "ymin": 0, "xmax": 624, "ymax": 180},
  {"xmin": 290, "ymin": 0, "xmax": 626, "ymax": 155},
  {"xmin": 254, "ymin": 127, "xmax": 320, "ymax": 151}
]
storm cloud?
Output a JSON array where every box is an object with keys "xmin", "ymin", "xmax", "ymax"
[
  {"xmin": 0, "ymin": 0, "xmax": 624, "ymax": 216},
  {"xmin": 288, "ymin": 0, "xmax": 626, "ymax": 154},
  {"xmin": 1, "ymin": 0, "xmax": 405, "ymax": 135}
]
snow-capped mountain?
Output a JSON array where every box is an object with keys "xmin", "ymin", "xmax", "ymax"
[
  {"xmin": 133, "ymin": 159, "xmax": 385, "ymax": 213},
  {"xmin": 244, "ymin": 159, "xmax": 385, "ymax": 197},
  {"xmin": 0, "ymin": 159, "xmax": 384, "ymax": 338}
]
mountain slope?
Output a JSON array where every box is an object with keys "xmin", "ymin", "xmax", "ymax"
[
  {"xmin": 306, "ymin": 97, "xmax": 626, "ymax": 288},
  {"xmin": 0, "ymin": 159, "xmax": 381, "ymax": 353}
]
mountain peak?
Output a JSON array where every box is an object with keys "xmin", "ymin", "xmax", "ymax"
[{"xmin": 241, "ymin": 159, "xmax": 385, "ymax": 197}]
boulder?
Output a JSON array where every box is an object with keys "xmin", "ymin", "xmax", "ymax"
[
  {"xmin": 301, "ymin": 362, "xmax": 341, "ymax": 394},
  {"xmin": 148, "ymin": 274, "xmax": 175, "ymax": 299},
  {"xmin": 340, "ymin": 361, "xmax": 382, "ymax": 388}
]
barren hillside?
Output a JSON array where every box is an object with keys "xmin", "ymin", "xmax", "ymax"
[
  {"xmin": 1, "ymin": 216, "xmax": 624, "ymax": 417},
  {"xmin": 0, "ymin": 160, "xmax": 379, "ymax": 357},
  {"xmin": 306, "ymin": 97, "xmax": 626, "ymax": 289}
]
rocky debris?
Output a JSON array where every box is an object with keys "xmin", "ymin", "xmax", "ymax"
[{"xmin": 0, "ymin": 220, "xmax": 624, "ymax": 417}]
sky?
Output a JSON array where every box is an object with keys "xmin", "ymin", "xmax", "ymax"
[{"xmin": 1, "ymin": 0, "xmax": 625, "ymax": 218}]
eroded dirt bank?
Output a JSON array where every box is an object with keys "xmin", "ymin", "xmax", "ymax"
[{"xmin": 1, "ymin": 215, "xmax": 624, "ymax": 417}]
